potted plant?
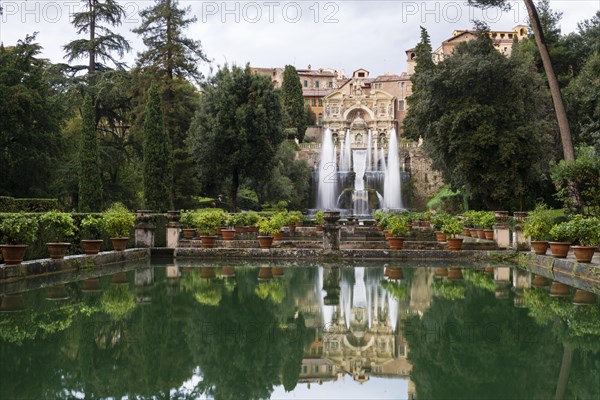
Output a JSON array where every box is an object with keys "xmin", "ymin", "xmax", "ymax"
[
  {"xmin": 39, "ymin": 211, "xmax": 77, "ymax": 259},
  {"xmin": 463, "ymin": 211, "xmax": 479, "ymax": 238},
  {"xmin": 431, "ymin": 212, "xmax": 450, "ymax": 242},
  {"xmin": 442, "ymin": 217, "xmax": 464, "ymax": 251},
  {"xmin": 245, "ymin": 211, "xmax": 261, "ymax": 233},
  {"xmin": 103, "ymin": 203, "xmax": 135, "ymax": 251},
  {"xmin": 523, "ymin": 203, "xmax": 553, "ymax": 255},
  {"xmin": 314, "ymin": 210, "xmax": 325, "ymax": 232},
  {"xmin": 221, "ymin": 214, "xmax": 237, "ymax": 241},
  {"xmin": 570, "ymin": 215, "xmax": 600, "ymax": 263},
  {"xmin": 271, "ymin": 211, "xmax": 287, "ymax": 241},
  {"xmin": 549, "ymin": 220, "xmax": 576, "ymax": 258},
  {"xmin": 80, "ymin": 215, "xmax": 105, "ymax": 254},
  {"xmin": 287, "ymin": 211, "xmax": 303, "ymax": 233},
  {"xmin": 479, "ymin": 212, "xmax": 495, "ymax": 240},
  {"xmin": 0, "ymin": 213, "xmax": 38, "ymax": 265},
  {"xmin": 195, "ymin": 209, "xmax": 226, "ymax": 248},
  {"xmin": 386, "ymin": 215, "xmax": 409, "ymax": 250},
  {"xmin": 180, "ymin": 210, "xmax": 197, "ymax": 239},
  {"xmin": 256, "ymin": 217, "xmax": 280, "ymax": 249}
]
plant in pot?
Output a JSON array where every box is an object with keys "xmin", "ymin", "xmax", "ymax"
[
  {"xmin": 221, "ymin": 214, "xmax": 237, "ymax": 241},
  {"xmin": 442, "ymin": 217, "xmax": 464, "ymax": 251},
  {"xmin": 462, "ymin": 210, "xmax": 479, "ymax": 238},
  {"xmin": 245, "ymin": 211, "xmax": 261, "ymax": 233},
  {"xmin": 180, "ymin": 210, "xmax": 197, "ymax": 239},
  {"xmin": 386, "ymin": 215, "xmax": 409, "ymax": 250},
  {"xmin": 80, "ymin": 215, "xmax": 105, "ymax": 255},
  {"xmin": 0, "ymin": 213, "xmax": 38, "ymax": 265},
  {"xmin": 39, "ymin": 211, "xmax": 77, "ymax": 259},
  {"xmin": 287, "ymin": 210, "xmax": 303, "ymax": 233},
  {"xmin": 479, "ymin": 212, "xmax": 496, "ymax": 240},
  {"xmin": 473, "ymin": 211, "xmax": 487, "ymax": 239},
  {"xmin": 103, "ymin": 202, "xmax": 135, "ymax": 251},
  {"xmin": 549, "ymin": 220, "xmax": 576, "ymax": 258},
  {"xmin": 256, "ymin": 217, "xmax": 280, "ymax": 249},
  {"xmin": 431, "ymin": 212, "xmax": 450, "ymax": 242},
  {"xmin": 195, "ymin": 209, "xmax": 226, "ymax": 248},
  {"xmin": 570, "ymin": 215, "xmax": 600, "ymax": 263},
  {"xmin": 373, "ymin": 210, "xmax": 387, "ymax": 231},
  {"xmin": 523, "ymin": 203, "xmax": 553, "ymax": 255},
  {"xmin": 271, "ymin": 211, "xmax": 287, "ymax": 241},
  {"xmin": 314, "ymin": 210, "xmax": 325, "ymax": 232}
]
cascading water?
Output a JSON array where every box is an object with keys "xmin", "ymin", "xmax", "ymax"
[
  {"xmin": 384, "ymin": 128, "xmax": 402, "ymax": 209},
  {"xmin": 366, "ymin": 130, "xmax": 372, "ymax": 172},
  {"xmin": 316, "ymin": 128, "xmax": 337, "ymax": 209}
]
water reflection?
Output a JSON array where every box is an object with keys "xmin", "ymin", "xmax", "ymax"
[{"xmin": 0, "ymin": 262, "xmax": 598, "ymax": 399}]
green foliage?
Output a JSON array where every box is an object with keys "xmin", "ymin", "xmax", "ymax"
[
  {"xmin": 102, "ymin": 202, "xmax": 135, "ymax": 237},
  {"xmin": 426, "ymin": 185, "xmax": 464, "ymax": 214},
  {"xmin": 180, "ymin": 210, "xmax": 196, "ymax": 229},
  {"xmin": 568, "ymin": 215, "xmax": 600, "ymax": 246},
  {"xmin": 280, "ymin": 65, "xmax": 307, "ymax": 142},
  {"xmin": 0, "ymin": 197, "xmax": 60, "ymax": 213},
  {"xmin": 430, "ymin": 212, "xmax": 451, "ymax": 231},
  {"xmin": 523, "ymin": 203, "xmax": 554, "ymax": 240},
  {"xmin": 380, "ymin": 280, "xmax": 410, "ymax": 300},
  {"xmin": 143, "ymin": 84, "xmax": 173, "ymax": 211},
  {"xmin": 387, "ymin": 215, "xmax": 409, "ymax": 237},
  {"xmin": 286, "ymin": 211, "xmax": 303, "ymax": 225},
  {"xmin": 463, "ymin": 270, "xmax": 495, "ymax": 292},
  {"xmin": 476, "ymin": 211, "xmax": 496, "ymax": 229},
  {"xmin": 194, "ymin": 209, "xmax": 227, "ymax": 235},
  {"xmin": 404, "ymin": 29, "xmax": 556, "ymax": 210},
  {"xmin": 441, "ymin": 217, "xmax": 464, "ymax": 237},
  {"xmin": 432, "ymin": 280, "xmax": 466, "ymax": 300},
  {"xmin": 255, "ymin": 280, "xmax": 286, "ymax": 304},
  {"xmin": 80, "ymin": 215, "xmax": 105, "ymax": 239},
  {"xmin": 551, "ymin": 146, "xmax": 600, "ymax": 216},
  {"xmin": 314, "ymin": 210, "xmax": 325, "ymax": 225},
  {"xmin": 188, "ymin": 65, "xmax": 283, "ymax": 212},
  {"xmin": 100, "ymin": 284, "xmax": 136, "ymax": 320},
  {"xmin": 256, "ymin": 217, "xmax": 282, "ymax": 236},
  {"xmin": 549, "ymin": 220, "xmax": 577, "ymax": 243},
  {"xmin": 78, "ymin": 95, "xmax": 103, "ymax": 212},
  {"xmin": 244, "ymin": 211, "xmax": 261, "ymax": 226},
  {"xmin": 39, "ymin": 211, "xmax": 77, "ymax": 242},
  {"xmin": 0, "ymin": 213, "xmax": 39, "ymax": 244}
]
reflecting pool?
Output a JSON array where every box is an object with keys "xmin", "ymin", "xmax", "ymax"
[{"xmin": 1, "ymin": 261, "xmax": 599, "ymax": 399}]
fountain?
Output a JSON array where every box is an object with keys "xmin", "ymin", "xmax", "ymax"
[{"xmin": 314, "ymin": 127, "xmax": 406, "ymax": 217}]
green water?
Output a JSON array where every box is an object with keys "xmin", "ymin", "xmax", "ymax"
[{"xmin": 0, "ymin": 261, "xmax": 599, "ymax": 399}]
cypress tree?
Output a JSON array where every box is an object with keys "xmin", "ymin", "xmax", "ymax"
[
  {"xmin": 281, "ymin": 65, "xmax": 307, "ymax": 142},
  {"xmin": 78, "ymin": 95, "xmax": 103, "ymax": 211},
  {"xmin": 143, "ymin": 84, "xmax": 173, "ymax": 211}
]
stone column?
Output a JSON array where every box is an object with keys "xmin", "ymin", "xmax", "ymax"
[
  {"xmin": 323, "ymin": 211, "xmax": 341, "ymax": 251},
  {"xmin": 493, "ymin": 211, "xmax": 510, "ymax": 249},
  {"xmin": 512, "ymin": 212, "xmax": 529, "ymax": 251},
  {"xmin": 135, "ymin": 210, "xmax": 155, "ymax": 248},
  {"xmin": 166, "ymin": 210, "xmax": 181, "ymax": 248}
]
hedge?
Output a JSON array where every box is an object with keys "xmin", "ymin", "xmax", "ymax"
[{"xmin": 0, "ymin": 196, "xmax": 61, "ymax": 212}]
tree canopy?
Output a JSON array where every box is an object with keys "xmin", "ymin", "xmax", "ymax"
[{"xmin": 280, "ymin": 65, "xmax": 307, "ymax": 142}]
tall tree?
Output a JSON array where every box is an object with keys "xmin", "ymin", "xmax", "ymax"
[
  {"xmin": 467, "ymin": 0, "xmax": 575, "ymax": 162},
  {"xmin": 63, "ymin": 0, "xmax": 131, "ymax": 75},
  {"xmin": 78, "ymin": 95, "xmax": 103, "ymax": 211},
  {"xmin": 188, "ymin": 65, "xmax": 283, "ymax": 212},
  {"xmin": 142, "ymin": 84, "xmax": 173, "ymax": 211},
  {"xmin": 280, "ymin": 65, "xmax": 307, "ymax": 142}
]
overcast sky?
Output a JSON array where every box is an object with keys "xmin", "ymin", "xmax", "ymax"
[{"xmin": 1, "ymin": 1, "xmax": 598, "ymax": 77}]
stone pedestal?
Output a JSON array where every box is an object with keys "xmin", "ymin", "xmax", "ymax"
[
  {"xmin": 166, "ymin": 210, "xmax": 181, "ymax": 248},
  {"xmin": 135, "ymin": 210, "xmax": 155, "ymax": 248},
  {"xmin": 493, "ymin": 211, "xmax": 510, "ymax": 249},
  {"xmin": 323, "ymin": 211, "xmax": 341, "ymax": 251},
  {"xmin": 512, "ymin": 212, "xmax": 529, "ymax": 250}
]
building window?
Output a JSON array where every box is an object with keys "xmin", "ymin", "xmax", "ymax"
[
  {"xmin": 374, "ymin": 83, "xmax": 382, "ymax": 89},
  {"xmin": 500, "ymin": 33, "xmax": 505, "ymax": 39},
  {"xmin": 508, "ymin": 33, "xmax": 513, "ymax": 39},
  {"xmin": 315, "ymin": 81, "xmax": 320, "ymax": 88},
  {"xmin": 399, "ymin": 345, "xmax": 406, "ymax": 357},
  {"xmin": 318, "ymin": 99, "xmax": 323, "ymax": 106},
  {"xmin": 304, "ymin": 99, "xmax": 310, "ymax": 106},
  {"xmin": 398, "ymin": 100, "xmax": 405, "ymax": 111},
  {"xmin": 399, "ymin": 82, "xmax": 405, "ymax": 88},
  {"xmin": 312, "ymin": 99, "xmax": 317, "ymax": 106},
  {"xmin": 328, "ymin": 81, "xmax": 333, "ymax": 88},
  {"xmin": 358, "ymin": 72, "xmax": 365, "ymax": 77},
  {"xmin": 303, "ymin": 366, "xmax": 308, "ymax": 374},
  {"xmin": 318, "ymin": 113, "xmax": 323, "ymax": 125},
  {"xmin": 303, "ymin": 80, "xmax": 308, "ymax": 88}
]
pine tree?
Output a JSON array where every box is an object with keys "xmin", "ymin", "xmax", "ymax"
[
  {"xmin": 413, "ymin": 26, "xmax": 434, "ymax": 75},
  {"xmin": 280, "ymin": 65, "xmax": 307, "ymax": 142},
  {"xmin": 143, "ymin": 84, "xmax": 173, "ymax": 211},
  {"xmin": 79, "ymin": 95, "xmax": 103, "ymax": 211}
]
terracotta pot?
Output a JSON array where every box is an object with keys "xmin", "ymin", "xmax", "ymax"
[
  {"xmin": 295, "ymin": 221, "xmax": 302, "ymax": 227},
  {"xmin": 469, "ymin": 228, "xmax": 479, "ymax": 238},
  {"xmin": 0, "ymin": 293, "xmax": 26, "ymax": 312},
  {"xmin": 477, "ymin": 229, "xmax": 486, "ymax": 239},
  {"xmin": 572, "ymin": 246, "xmax": 596, "ymax": 263},
  {"xmin": 221, "ymin": 266, "xmax": 236, "ymax": 278},
  {"xmin": 82, "ymin": 278, "xmax": 102, "ymax": 293},
  {"xmin": 258, "ymin": 267, "xmax": 273, "ymax": 280},
  {"xmin": 484, "ymin": 230, "xmax": 494, "ymax": 240},
  {"xmin": 435, "ymin": 231, "xmax": 447, "ymax": 242},
  {"xmin": 272, "ymin": 267, "xmax": 284, "ymax": 277},
  {"xmin": 530, "ymin": 241, "xmax": 549, "ymax": 256},
  {"xmin": 532, "ymin": 275, "xmax": 550, "ymax": 287},
  {"xmin": 200, "ymin": 267, "xmax": 216, "ymax": 279},
  {"xmin": 549, "ymin": 242, "xmax": 571, "ymax": 258},
  {"xmin": 387, "ymin": 268, "xmax": 404, "ymax": 280},
  {"xmin": 248, "ymin": 226, "xmax": 259, "ymax": 233},
  {"xmin": 182, "ymin": 229, "xmax": 196, "ymax": 239},
  {"xmin": 462, "ymin": 228, "xmax": 471, "ymax": 237},
  {"xmin": 550, "ymin": 282, "xmax": 571, "ymax": 297},
  {"xmin": 573, "ymin": 290, "xmax": 597, "ymax": 305},
  {"xmin": 46, "ymin": 243, "xmax": 70, "ymax": 259},
  {"xmin": 288, "ymin": 225, "xmax": 296, "ymax": 233},
  {"xmin": 0, "ymin": 244, "xmax": 27, "ymax": 265},
  {"xmin": 81, "ymin": 239, "xmax": 103, "ymax": 255},
  {"xmin": 435, "ymin": 268, "xmax": 448, "ymax": 278},
  {"xmin": 221, "ymin": 229, "xmax": 236, "ymax": 241},
  {"xmin": 447, "ymin": 238, "xmax": 463, "ymax": 251},
  {"xmin": 110, "ymin": 237, "xmax": 129, "ymax": 251},
  {"xmin": 315, "ymin": 225, "xmax": 324, "ymax": 232},
  {"xmin": 234, "ymin": 226, "xmax": 245, "ymax": 234},
  {"xmin": 258, "ymin": 236, "xmax": 274, "ymax": 249},
  {"xmin": 111, "ymin": 272, "xmax": 129, "ymax": 285},
  {"xmin": 448, "ymin": 267, "xmax": 463, "ymax": 281},
  {"xmin": 387, "ymin": 237, "xmax": 405, "ymax": 250},
  {"xmin": 46, "ymin": 285, "xmax": 69, "ymax": 300},
  {"xmin": 383, "ymin": 230, "xmax": 392, "ymax": 239},
  {"xmin": 200, "ymin": 236, "xmax": 217, "ymax": 248},
  {"xmin": 273, "ymin": 232, "xmax": 283, "ymax": 241}
]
